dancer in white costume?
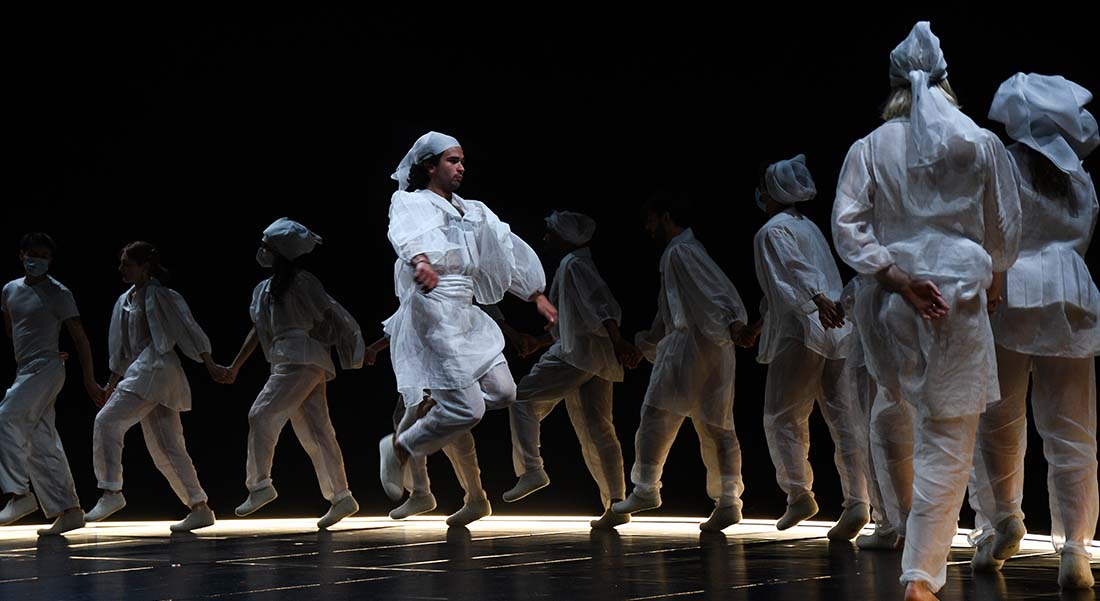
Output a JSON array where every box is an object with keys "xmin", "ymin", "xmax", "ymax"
[
  {"xmin": 0, "ymin": 233, "xmax": 105, "ymax": 536},
  {"xmin": 379, "ymin": 132, "xmax": 556, "ymax": 528},
  {"xmin": 831, "ymin": 22, "xmax": 1020, "ymax": 600},
  {"xmin": 612, "ymin": 191, "xmax": 750, "ymax": 533},
  {"xmin": 967, "ymin": 72, "xmax": 1099, "ymax": 590},
  {"xmin": 88, "ymin": 241, "xmax": 227, "ymax": 533},
  {"xmin": 371, "ymin": 312, "xmax": 502, "ymax": 525},
  {"xmin": 500, "ymin": 210, "xmax": 642, "ymax": 530},
  {"xmin": 750, "ymin": 155, "xmax": 870, "ymax": 538},
  {"xmin": 227, "ymin": 218, "xmax": 365, "ymax": 530}
]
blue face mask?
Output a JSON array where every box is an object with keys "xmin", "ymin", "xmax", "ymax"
[{"xmin": 23, "ymin": 257, "xmax": 49, "ymax": 277}]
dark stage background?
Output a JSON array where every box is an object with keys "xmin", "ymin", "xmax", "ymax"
[{"xmin": 5, "ymin": 6, "xmax": 1098, "ymax": 536}]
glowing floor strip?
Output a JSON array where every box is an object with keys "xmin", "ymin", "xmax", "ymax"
[{"xmin": 0, "ymin": 516, "xmax": 1095, "ymax": 556}]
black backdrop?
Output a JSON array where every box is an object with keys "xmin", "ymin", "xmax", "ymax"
[{"xmin": 5, "ymin": 6, "xmax": 1098, "ymax": 536}]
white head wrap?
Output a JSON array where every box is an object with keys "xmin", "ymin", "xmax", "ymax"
[
  {"xmin": 391, "ymin": 131, "xmax": 462, "ymax": 191},
  {"xmin": 989, "ymin": 73, "xmax": 1098, "ymax": 173},
  {"xmin": 889, "ymin": 21, "xmax": 982, "ymax": 168},
  {"xmin": 262, "ymin": 217, "xmax": 322, "ymax": 260},
  {"xmin": 763, "ymin": 154, "xmax": 817, "ymax": 209},
  {"xmin": 545, "ymin": 210, "xmax": 597, "ymax": 246}
]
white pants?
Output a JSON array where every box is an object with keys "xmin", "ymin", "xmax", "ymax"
[
  {"xmin": 969, "ymin": 347, "xmax": 1097, "ymax": 556},
  {"xmin": 869, "ymin": 386, "xmax": 915, "ymax": 535},
  {"xmin": 763, "ymin": 343, "xmax": 869, "ymax": 507},
  {"xmin": 246, "ymin": 363, "xmax": 350, "ymax": 502},
  {"xmin": 394, "ymin": 399, "xmax": 487, "ymax": 503},
  {"xmin": 398, "ymin": 361, "xmax": 516, "ymax": 458},
  {"xmin": 0, "ymin": 357, "xmax": 80, "ymax": 517},
  {"xmin": 93, "ymin": 389, "xmax": 208, "ymax": 507},
  {"xmin": 847, "ymin": 360, "xmax": 889, "ymax": 527},
  {"xmin": 629, "ymin": 405, "xmax": 743, "ymax": 508},
  {"xmin": 511, "ymin": 353, "xmax": 625, "ymax": 507},
  {"xmin": 898, "ymin": 411, "xmax": 981, "ymax": 593}
]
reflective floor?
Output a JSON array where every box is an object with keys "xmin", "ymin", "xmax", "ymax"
[{"xmin": 0, "ymin": 516, "xmax": 1095, "ymax": 600}]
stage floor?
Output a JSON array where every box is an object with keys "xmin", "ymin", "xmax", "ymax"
[{"xmin": 0, "ymin": 516, "xmax": 1095, "ymax": 600}]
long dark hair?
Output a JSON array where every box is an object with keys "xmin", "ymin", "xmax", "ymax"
[
  {"xmin": 121, "ymin": 241, "xmax": 170, "ymax": 283},
  {"xmin": 1025, "ymin": 145, "xmax": 1076, "ymax": 215},
  {"xmin": 269, "ymin": 250, "xmax": 300, "ymax": 302},
  {"xmin": 406, "ymin": 154, "xmax": 441, "ymax": 192}
]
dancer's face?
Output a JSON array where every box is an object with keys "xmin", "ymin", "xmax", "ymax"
[
  {"xmin": 757, "ymin": 173, "xmax": 782, "ymax": 216},
  {"xmin": 542, "ymin": 228, "xmax": 570, "ymax": 252},
  {"xmin": 118, "ymin": 251, "xmax": 149, "ymax": 284},
  {"xmin": 643, "ymin": 209, "xmax": 669, "ymax": 242},
  {"xmin": 429, "ymin": 147, "xmax": 465, "ymax": 193}
]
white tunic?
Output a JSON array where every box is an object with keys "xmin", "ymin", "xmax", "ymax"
[
  {"xmin": 545, "ymin": 247, "xmax": 623, "ymax": 383},
  {"xmin": 386, "ymin": 189, "xmax": 545, "ymax": 400},
  {"xmin": 992, "ymin": 144, "xmax": 1100, "ymax": 358},
  {"xmin": 250, "ymin": 270, "xmax": 364, "ymax": 381},
  {"xmin": 753, "ymin": 208, "xmax": 851, "ymax": 364},
  {"xmin": 636, "ymin": 228, "xmax": 747, "ymax": 429},
  {"xmin": 108, "ymin": 281, "xmax": 212, "ymax": 411},
  {"xmin": 832, "ymin": 118, "xmax": 1021, "ymax": 418}
]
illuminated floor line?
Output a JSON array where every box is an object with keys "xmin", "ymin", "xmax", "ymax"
[
  {"xmin": 71, "ymin": 565, "xmax": 156, "ymax": 577},
  {"xmin": 215, "ymin": 528, "xmax": 582, "ymax": 564}
]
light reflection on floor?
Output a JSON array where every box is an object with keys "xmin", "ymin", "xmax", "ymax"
[{"xmin": 0, "ymin": 516, "xmax": 1095, "ymax": 600}]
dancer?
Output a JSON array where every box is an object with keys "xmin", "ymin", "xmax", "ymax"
[
  {"xmin": 751, "ymin": 155, "xmax": 870, "ymax": 538},
  {"xmin": 502, "ymin": 210, "xmax": 641, "ymax": 530},
  {"xmin": 0, "ymin": 233, "xmax": 105, "ymax": 536},
  {"xmin": 831, "ymin": 22, "xmax": 1020, "ymax": 600},
  {"xmin": 968, "ymin": 72, "xmax": 1099, "ymax": 589},
  {"xmin": 379, "ymin": 132, "xmax": 555, "ymax": 527},
  {"xmin": 227, "ymin": 218, "xmax": 365, "ymax": 530},
  {"xmin": 88, "ymin": 241, "xmax": 226, "ymax": 533},
  {"xmin": 612, "ymin": 190, "xmax": 749, "ymax": 533}
]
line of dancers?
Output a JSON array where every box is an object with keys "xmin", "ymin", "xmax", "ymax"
[{"xmin": 1, "ymin": 21, "xmax": 1096, "ymax": 599}]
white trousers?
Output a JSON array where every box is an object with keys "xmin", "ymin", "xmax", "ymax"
[
  {"xmin": 510, "ymin": 353, "xmax": 625, "ymax": 507},
  {"xmin": 629, "ymin": 404, "xmax": 743, "ymax": 508},
  {"xmin": 246, "ymin": 364, "xmax": 350, "ymax": 502},
  {"xmin": 94, "ymin": 389, "xmax": 208, "ymax": 507},
  {"xmin": 394, "ymin": 398, "xmax": 487, "ymax": 503},
  {"xmin": 0, "ymin": 357, "xmax": 80, "ymax": 517},
  {"xmin": 969, "ymin": 347, "xmax": 1097, "ymax": 556},
  {"xmin": 763, "ymin": 343, "xmax": 870, "ymax": 507},
  {"xmin": 898, "ymin": 411, "xmax": 981, "ymax": 593},
  {"xmin": 397, "ymin": 361, "xmax": 516, "ymax": 458}
]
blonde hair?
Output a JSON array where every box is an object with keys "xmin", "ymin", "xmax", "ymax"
[{"xmin": 881, "ymin": 79, "xmax": 960, "ymax": 120}]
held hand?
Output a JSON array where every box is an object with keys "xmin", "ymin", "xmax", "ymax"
[
  {"xmin": 986, "ymin": 272, "xmax": 1004, "ymax": 314},
  {"xmin": 735, "ymin": 328, "xmax": 760, "ymax": 349},
  {"xmin": 902, "ymin": 280, "xmax": 950, "ymax": 320},
  {"xmin": 84, "ymin": 378, "xmax": 108, "ymax": 406},
  {"xmin": 365, "ymin": 347, "xmax": 379, "ymax": 366},
  {"xmin": 813, "ymin": 294, "xmax": 846, "ymax": 329},
  {"xmin": 414, "ymin": 261, "xmax": 439, "ymax": 293},
  {"xmin": 612, "ymin": 337, "xmax": 643, "ymax": 369},
  {"xmin": 95, "ymin": 382, "xmax": 114, "ymax": 408},
  {"xmin": 207, "ymin": 363, "xmax": 234, "ymax": 384},
  {"xmin": 534, "ymin": 294, "xmax": 557, "ymax": 325}
]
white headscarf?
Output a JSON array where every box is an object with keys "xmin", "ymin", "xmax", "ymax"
[
  {"xmin": 989, "ymin": 73, "xmax": 1098, "ymax": 173},
  {"xmin": 889, "ymin": 21, "xmax": 981, "ymax": 168},
  {"xmin": 763, "ymin": 154, "xmax": 816, "ymax": 208},
  {"xmin": 545, "ymin": 210, "xmax": 597, "ymax": 246},
  {"xmin": 391, "ymin": 131, "xmax": 462, "ymax": 191},
  {"xmin": 262, "ymin": 217, "xmax": 322, "ymax": 260}
]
